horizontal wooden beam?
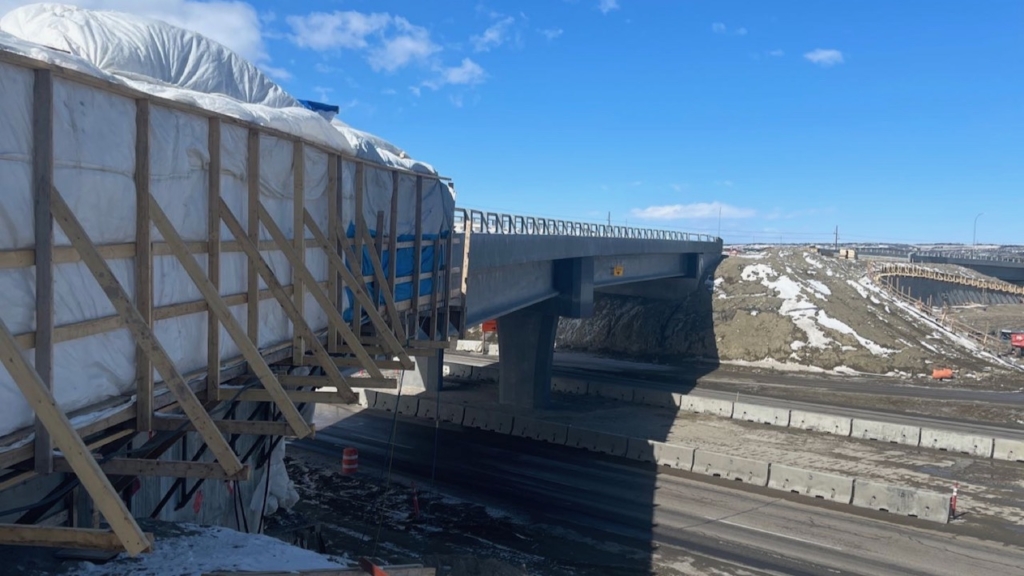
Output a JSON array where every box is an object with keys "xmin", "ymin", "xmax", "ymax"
[
  {"xmin": 232, "ymin": 389, "xmax": 365, "ymax": 404},
  {"xmin": 302, "ymin": 356, "xmax": 408, "ymax": 370},
  {"xmin": 0, "ymin": 524, "xmax": 155, "ymax": 552},
  {"xmin": 0, "ymin": 239, "xmax": 288, "ymax": 270},
  {"xmin": 53, "ymin": 457, "xmax": 251, "ymax": 481},
  {"xmin": 277, "ymin": 374, "xmax": 396, "ymax": 389},
  {"xmin": 150, "ymin": 416, "xmax": 314, "ymax": 438}
]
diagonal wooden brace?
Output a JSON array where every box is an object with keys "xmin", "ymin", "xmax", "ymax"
[
  {"xmin": 49, "ymin": 189, "xmax": 244, "ymax": 476},
  {"xmin": 0, "ymin": 318, "xmax": 150, "ymax": 556},
  {"xmin": 358, "ymin": 225, "xmax": 409, "ymax": 345},
  {"xmin": 258, "ymin": 203, "xmax": 413, "ymax": 371},
  {"xmin": 219, "ymin": 199, "xmax": 366, "ymax": 392},
  {"xmin": 303, "ymin": 210, "xmax": 408, "ymax": 356},
  {"xmin": 147, "ymin": 198, "xmax": 312, "ymax": 438}
]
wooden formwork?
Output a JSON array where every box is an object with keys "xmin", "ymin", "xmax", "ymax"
[{"xmin": 0, "ymin": 48, "xmax": 465, "ymax": 554}]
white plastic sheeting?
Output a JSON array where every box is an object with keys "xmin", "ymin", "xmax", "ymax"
[{"xmin": 0, "ymin": 4, "xmax": 453, "ymax": 440}]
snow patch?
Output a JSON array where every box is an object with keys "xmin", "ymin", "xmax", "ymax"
[
  {"xmin": 816, "ymin": 311, "xmax": 894, "ymax": 356},
  {"xmin": 806, "ymin": 279, "xmax": 832, "ymax": 296},
  {"xmin": 847, "ymin": 279, "xmax": 869, "ymax": 299}
]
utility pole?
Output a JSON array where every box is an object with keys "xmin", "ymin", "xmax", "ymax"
[
  {"xmin": 834, "ymin": 226, "xmax": 839, "ymax": 251},
  {"xmin": 972, "ymin": 212, "xmax": 984, "ymax": 257},
  {"xmin": 608, "ymin": 211, "xmax": 611, "ymax": 227},
  {"xmin": 717, "ymin": 205, "xmax": 722, "ymax": 239}
]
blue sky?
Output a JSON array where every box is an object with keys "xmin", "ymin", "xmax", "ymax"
[{"xmin": 3, "ymin": 1, "xmax": 1021, "ymax": 244}]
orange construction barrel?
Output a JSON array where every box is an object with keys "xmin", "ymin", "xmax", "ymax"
[
  {"xmin": 342, "ymin": 447, "xmax": 359, "ymax": 475},
  {"xmin": 932, "ymin": 368, "xmax": 953, "ymax": 380}
]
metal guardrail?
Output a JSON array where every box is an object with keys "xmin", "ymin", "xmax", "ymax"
[
  {"xmin": 453, "ymin": 208, "xmax": 719, "ymax": 243},
  {"xmin": 914, "ymin": 251, "xmax": 1024, "ymax": 264}
]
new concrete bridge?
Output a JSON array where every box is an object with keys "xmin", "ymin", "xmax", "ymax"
[
  {"xmin": 911, "ymin": 252, "xmax": 1024, "ymax": 285},
  {"xmin": 409, "ymin": 209, "xmax": 722, "ymax": 408}
]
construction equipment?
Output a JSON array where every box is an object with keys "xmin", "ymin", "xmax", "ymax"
[{"xmin": 1012, "ymin": 333, "xmax": 1024, "ymax": 357}]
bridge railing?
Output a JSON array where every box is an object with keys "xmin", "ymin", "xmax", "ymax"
[
  {"xmin": 914, "ymin": 251, "xmax": 1024, "ymax": 264},
  {"xmin": 453, "ymin": 208, "xmax": 720, "ymax": 243}
]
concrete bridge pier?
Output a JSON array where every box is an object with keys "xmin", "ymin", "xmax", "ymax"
[{"xmin": 496, "ymin": 302, "xmax": 560, "ymax": 408}]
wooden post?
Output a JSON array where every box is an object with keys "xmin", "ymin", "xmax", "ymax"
[
  {"xmin": 246, "ymin": 129, "xmax": 260, "ymax": 347},
  {"xmin": 135, "ymin": 99, "xmax": 153, "ymax": 430},
  {"xmin": 206, "ymin": 117, "xmax": 222, "ymax": 401},
  {"xmin": 32, "ymin": 69, "xmax": 55, "ymax": 473},
  {"xmin": 374, "ymin": 210, "xmax": 385, "ymax": 329},
  {"xmin": 327, "ymin": 155, "xmax": 340, "ymax": 353},
  {"xmin": 148, "ymin": 198, "xmax": 313, "ymax": 438},
  {"xmin": 411, "ymin": 175, "xmax": 424, "ymax": 337},
  {"xmin": 292, "ymin": 141, "xmax": 306, "ymax": 364},
  {"xmin": 0, "ymin": 320, "xmax": 150, "ymax": 555},
  {"xmin": 351, "ymin": 162, "xmax": 364, "ymax": 336},
  {"xmin": 388, "ymin": 171, "xmax": 399, "ymax": 331},
  {"xmin": 429, "ymin": 236, "xmax": 441, "ymax": 340},
  {"xmin": 49, "ymin": 190, "xmax": 244, "ymax": 476}
]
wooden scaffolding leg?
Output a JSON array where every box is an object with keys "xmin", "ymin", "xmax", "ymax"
[
  {"xmin": 147, "ymin": 196, "xmax": 312, "ymax": 438},
  {"xmin": 49, "ymin": 189, "xmax": 243, "ymax": 476},
  {"xmin": 219, "ymin": 200, "xmax": 362, "ymax": 397},
  {"xmin": 32, "ymin": 68, "xmax": 55, "ymax": 473},
  {"xmin": 0, "ymin": 319, "xmax": 150, "ymax": 556},
  {"xmin": 135, "ymin": 98, "xmax": 154, "ymax": 431},
  {"xmin": 258, "ymin": 203, "xmax": 408, "ymax": 374}
]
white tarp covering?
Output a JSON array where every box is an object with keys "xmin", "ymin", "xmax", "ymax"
[{"xmin": 0, "ymin": 4, "xmax": 453, "ymax": 440}]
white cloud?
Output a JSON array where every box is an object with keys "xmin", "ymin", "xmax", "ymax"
[
  {"xmin": 540, "ymin": 28, "xmax": 563, "ymax": 40},
  {"xmin": 440, "ymin": 58, "xmax": 486, "ymax": 85},
  {"xmin": 312, "ymin": 86, "xmax": 333, "ymax": 102},
  {"xmin": 631, "ymin": 202, "xmax": 755, "ymax": 220},
  {"xmin": 472, "ymin": 16, "xmax": 514, "ymax": 51},
  {"xmin": 734, "ymin": 27, "xmax": 747, "ymax": 36},
  {"xmin": 449, "ymin": 93, "xmax": 464, "ymax": 108},
  {"xmin": 768, "ymin": 49, "xmax": 784, "ymax": 57},
  {"xmin": 598, "ymin": 0, "xmax": 619, "ymax": 14},
  {"xmin": 711, "ymin": 22, "xmax": 726, "ymax": 33},
  {"xmin": 367, "ymin": 17, "xmax": 439, "ymax": 72},
  {"xmin": 286, "ymin": 10, "xmax": 391, "ymax": 51},
  {"xmin": 0, "ymin": 0, "xmax": 282, "ymax": 74},
  {"xmin": 804, "ymin": 48, "xmax": 844, "ymax": 67}
]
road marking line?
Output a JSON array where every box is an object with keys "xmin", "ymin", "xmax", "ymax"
[{"xmin": 717, "ymin": 519, "xmax": 844, "ymax": 551}]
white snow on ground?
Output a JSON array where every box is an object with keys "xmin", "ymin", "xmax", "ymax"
[
  {"xmin": 741, "ymin": 263, "xmax": 834, "ymax": 349},
  {"xmin": 72, "ymin": 525, "xmax": 350, "ymax": 575},
  {"xmin": 847, "ymin": 279, "xmax": 869, "ymax": 299},
  {"xmin": 806, "ymin": 279, "xmax": 832, "ymax": 296},
  {"xmin": 816, "ymin": 311, "xmax": 893, "ymax": 356},
  {"xmin": 804, "ymin": 254, "xmax": 824, "ymax": 269}
]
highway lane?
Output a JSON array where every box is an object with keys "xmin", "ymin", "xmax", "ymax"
[
  {"xmin": 447, "ymin": 351, "xmax": 1024, "ymax": 439},
  {"xmin": 295, "ymin": 407, "xmax": 1024, "ymax": 576}
]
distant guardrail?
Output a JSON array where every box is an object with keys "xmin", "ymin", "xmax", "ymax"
[
  {"xmin": 914, "ymin": 251, "xmax": 1024, "ymax": 264},
  {"xmin": 454, "ymin": 208, "xmax": 720, "ymax": 243}
]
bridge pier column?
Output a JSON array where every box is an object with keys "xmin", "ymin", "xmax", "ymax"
[
  {"xmin": 497, "ymin": 302, "xmax": 558, "ymax": 408},
  {"xmin": 403, "ymin": 350, "xmax": 444, "ymax": 392}
]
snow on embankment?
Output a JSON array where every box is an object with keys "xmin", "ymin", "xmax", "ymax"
[{"xmin": 558, "ymin": 248, "xmax": 1021, "ymax": 380}]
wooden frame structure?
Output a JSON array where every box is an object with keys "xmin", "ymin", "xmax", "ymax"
[{"xmin": 0, "ymin": 48, "xmax": 467, "ymax": 554}]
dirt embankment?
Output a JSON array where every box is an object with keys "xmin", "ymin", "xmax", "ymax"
[{"xmin": 558, "ymin": 248, "xmax": 1024, "ymax": 384}]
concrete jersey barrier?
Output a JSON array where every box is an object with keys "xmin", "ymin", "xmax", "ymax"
[
  {"xmin": 993, "ymin": 438, "xmax": 1024, "ymax": 462},
  {"xmin": 692, "ymin": 450, "xmax": 769, "ymax": 486},
  {"xmin": 566, "ymin": 428, "xmax": 629, "ymax": 457},
  {"xmin": 680, "ymin": 396, "xmax": 735, "ymax": 418},
  {"xmin": 768, "ymin": 464, "xmax": 854, "ymax": 503},
  {"xmin": 732, "ymin": 402, "xmax": 791, "ymax": 427},
  {"xmin": 790, "ymin": 410, "xmax": 853, "ymax": 436},
  {"xmin": 851, "ymin": 480, "xmax": 950, "ymax": 524},
  {"xmin": 512, "ymin": 417, "xmax": 569, "ymax": 445},
  {"xmin": 851, "ymin": 419, "xmax": 921, "ymax": 446},
  {"xmin": 919, "ymin": 428, "xmax": 994, "ymax": 457}
]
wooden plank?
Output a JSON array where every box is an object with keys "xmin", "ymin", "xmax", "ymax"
[
  {"xmin": 305, "ymin": 211, "xmax": 409, "ymax": 361},
  {"xmin": 219, "ymin": 200, "xmax": 359, "ymax": 400},
  {"xmin": 32, "ymin": 68, "xmax": 55, "ymax": 473},
  {"xmin": 429, "ymin": 237, "xmax": 442, "ymax": 340},
  {"xmin": 373, "ymin": 210, "xmax": 385, "ymax": 338},
  {"xmin": 388, "ymin": 171, "xmax": 400, "ymax": 329},
  {"xmin": 151, "ymin": 416, "xmax": 312, "ymax": 438},
  {"xmin": 327, "ymin": 155, "xmax": 340, "ymax": 354},
  {"xmin": 258, "ymin": 203, "xmax": 391, "ymax": 378},
  {"xmin": 207, "ymin": 117, "xmax": 222, "ymax": 402},
  {"xmin": 322, "ymin": 357, "xmax": 407, "ymax": 370},
  {"xmin": 234, "ymin": 388, "xmax": 374, "ymax": 404},
  {"xmin": 135, "ymin": 98, "xmax": 154, "ymax": 431},
  {"xmin": 0, "ymin": 525, "xmax": 154, "ymax": 552},
  {"xmin": 53, "ymin": 458, "xmax": 251, "ymax": 481},
  {"xmin": 148, "ymin": 197, "xmax": 312, "ymax": 438},
  {"xmin": 0, "ymin": 320, "xmax": 150, "ymax": 556},
  {"xmin": 247, "ymin": 129, "xmax": 260, "ymax": 347},
  {"xmin": 411, "ymin": 175, "xmax": 424, "ymax": 336},
  {"xmin": 49, "ymin": 189, "xmax": 244, "ymax": 477},
  {"xmin": 1, "ymin": 239, "xmax": 297, "ymax": 270},
  {"xmin": 279, "ymin": 374, "xmax": 397, "ymax": 389},
  {"xmin": 292, "ymin": 140, "xmax": 306, "ymax": 364},
  {"xmin": 351, "ymin": 162, "xmax": 364, "ymax": 336}
]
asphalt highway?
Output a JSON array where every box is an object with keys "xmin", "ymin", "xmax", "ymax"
[
  {"xmin": 294, "ymin": 408, "xmax": 1024, "ymax": 576},
  {"xmin": 446, "ymin": 351, "xmax": 1024, "ymax": 439}
]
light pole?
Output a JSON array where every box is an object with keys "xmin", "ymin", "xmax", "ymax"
[{"xmin": 972, "ymin": 212, "xmax": 984, "ymax": 256}]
